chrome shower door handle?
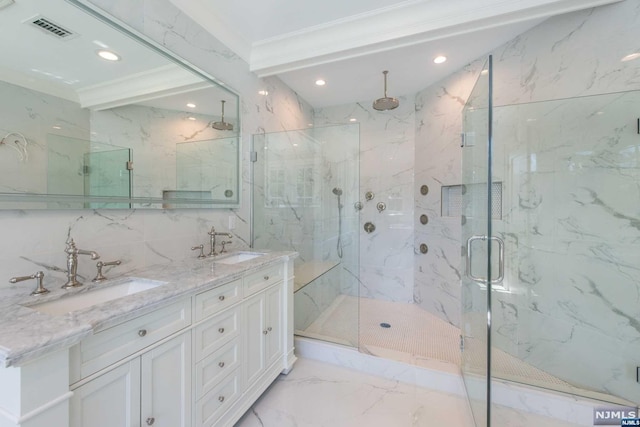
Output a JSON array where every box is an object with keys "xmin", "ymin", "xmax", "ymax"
[
  {"xmin": 466, "ymin": 235, "xmax": 486, "ymax": 284},
  {"xmin": 491, "ymin": 236, "xmax": 505, "ymax": 284},
  {"xmin": 465, "ymin": 235, "xmax": 505, "ymax": 284}
]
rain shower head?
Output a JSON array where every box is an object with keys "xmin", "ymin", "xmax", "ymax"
[
  {"xmin": 211, "ymin": 100, "xmax": 233, "ymax": 131},
  {"xmin": 332, "ymin": 187, "xmax": 343, "ymax": 196},
  {"xmin": 372, "ymin": 70, "xmax": 399, "ymax": 111}
]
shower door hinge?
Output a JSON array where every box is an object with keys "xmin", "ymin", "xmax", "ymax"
[
  {"xmin": 460, "ymin": 334, "xmax": 465, "ymax": 352},
  {"xmin": 250, "ymin": 151, "xmax": 258, "ymax": 162},
  {"xmin": 126, "ymin": 161, "xmax": 134, "ymax": 171},
  {"xmin": 83, "ymin": 165, "xmax": 90, "ymax": 175}
]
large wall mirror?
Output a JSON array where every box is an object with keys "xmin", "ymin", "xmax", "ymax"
[{"xmin": 0, "ymin": 0, "xmax": 240, "ymax": 209}]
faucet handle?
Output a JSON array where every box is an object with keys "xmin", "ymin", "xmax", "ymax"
[
  {"xmin": 191, "ymin": 244, "xmax": 206, "ymax": 259},
  {"xmin": 10, "ymin": 271, "xmax": 49, "ymax": 296},
  {"xmin": 220, "ymin": 240, "xmax": 233, "ymax": 254},
  {"xmin": 93, "ymin": 260, "xmax": 121, "ymax": 282}
]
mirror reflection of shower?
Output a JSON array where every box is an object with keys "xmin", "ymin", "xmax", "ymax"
[{"xmin": 332, "ymin": 187, "xmax": 344, "ymax": 259}]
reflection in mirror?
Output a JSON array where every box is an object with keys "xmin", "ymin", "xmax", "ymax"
[{"xmin": 0, "ymin": 0, "xmax": 240, "ymax": 209}]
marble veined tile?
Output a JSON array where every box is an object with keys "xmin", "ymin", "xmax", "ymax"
[{"xmin": 235, "ymin": 358, "xmax": 474, "ymax": 427}]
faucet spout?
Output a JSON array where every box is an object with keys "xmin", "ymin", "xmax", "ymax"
[{"xmin": 62, "ymin": 239, "xmax": 100, "ymax": 289}]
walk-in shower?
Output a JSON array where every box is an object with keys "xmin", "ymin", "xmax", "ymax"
[{"xmin": 251, "ymin": 58, "xmax": 639, "ymax": 427}]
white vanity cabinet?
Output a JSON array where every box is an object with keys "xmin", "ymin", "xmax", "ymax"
[
  {"xmin": 244, "ymin": 283, "xmax": 283, "ymax": 387},
  {"xmin": 0, "ymin": 255, "xmax": 295, "ymax": 427},
  {"xmin": 69, "ymin": 300, "xmax": 192, "ymax": 427}
]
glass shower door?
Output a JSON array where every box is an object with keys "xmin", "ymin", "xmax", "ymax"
[
  {"xmin": 461, "ymin": 56, "xmax": 494, "ymax": 427},
  {"xmin": 251, "ymin": 124, "xmax": 360, "ymax": 348}
]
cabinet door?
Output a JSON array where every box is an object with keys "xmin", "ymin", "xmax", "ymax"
[
  {"xmin": 265, "ymin": 283, "xmax": 283, "ymax": 368},
  {"xmin": 141, "ymin": 333, "xmax": 192, "ymax": 427},
  {"xmin": 70, "ymin": 359, "xmax": 141, "ymax": 427},
  {"xmin": 244, "ymin": 291, "xmax": 266, "ymax": 387}
]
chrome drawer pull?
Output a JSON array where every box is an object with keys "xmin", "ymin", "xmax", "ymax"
[
  {"xmin": 218, "ymin": 396, "xmax": 225, "ymax": 403},
  {"xmin": 218, "ymin": 327, "xmax": 225, "ymax": 333},
  {"xmin": 219, "ymin": 295, "xmax": 225, "ymax": 301},
  {"xmin": 219, "ymin": 361, "xmax": 225, "ymax": 368},
  {"xmin": 138, "ymin": 329, "xmax": 147, "ymax": 337}
]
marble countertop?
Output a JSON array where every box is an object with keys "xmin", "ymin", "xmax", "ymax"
[{"xmin": 0, "ymin": 250, "xmax": 296, "ymax": 368}]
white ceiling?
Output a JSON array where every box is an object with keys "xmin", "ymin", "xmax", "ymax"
[
  {"xmin": 171, "ymin": 0, "xmax": 623, "ymax": 108},
  {"xmin": 0, "ymin": 0, "xmax": 235, "ymax": 116}
]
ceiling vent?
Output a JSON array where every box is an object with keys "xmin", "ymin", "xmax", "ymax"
[{"xmin": 26, "ymin": 15, "xmax": 78, "ymax": 40}]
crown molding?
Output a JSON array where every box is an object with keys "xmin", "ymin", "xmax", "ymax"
[
  {"xmin": 77, "ymin": 64, "xmax": 209, "ymax": 110},
  {"xmin": 167, "ymin": 0, "xmax": 252, "ymax": 63},
  {"xmin": 249, "ymin": 0, "xmax": 623, "ymax": 76}
]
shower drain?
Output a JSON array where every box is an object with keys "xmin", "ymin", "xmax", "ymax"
[{"xmin": 379, "ymin": 322, "xmax": 391, "ymax": 328}]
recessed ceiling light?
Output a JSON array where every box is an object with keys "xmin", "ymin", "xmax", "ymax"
[
  {"xmin": 97, "ymin": 50, "xmax": 120, "ymax": 61},
  {"xmin": 307, "ymin": 123, "xmax": 313, "ymax": 127},
  {"xmin": 434, "ymin": 56, "xmax": 447, "ymax": 64},
  {"xmin": 315, "ymin": 79, "xmax": 326, "ymax": 86},
  {"xmin": 480, "ymin": 69, "xmax": 489, "ymax": 75},
  {"xmin": 188, "ymin": 117, "xmax": 196, "ymax": 121},
  {"xmin": 258, "ymin": 90, "xmax": 269, "ymax": 96},
  {"xmin": 349, "ymin": 118, "xmax": 357, "ymax": 122},
  {"xmin": 52, "ymin": 125, "xmax": 62, "ymax": 130},
  {"xmin": 621, "ymin": 52, "xmax": 640, "ymax": 62},
  {"xmin": 186, "ymin": 103, "xmax": 196, "ymax": 108}
]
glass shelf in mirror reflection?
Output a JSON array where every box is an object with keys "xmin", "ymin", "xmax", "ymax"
[{"xmin": 0, "ymin": 0, "xmax": 240, "ymax": 209}]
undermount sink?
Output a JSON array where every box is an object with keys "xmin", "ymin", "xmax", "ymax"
[
  {"xmin": 26, "ymin": 277, "xmax": 167, "ymax": 316},
  {"xmin": 215, "ymin": 251, "xmax": 265, "ymax": 265}
]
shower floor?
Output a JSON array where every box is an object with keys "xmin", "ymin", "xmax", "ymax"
[{"xmin": 298, "ymin": 295, "xmax": 620, "ymax": 403}]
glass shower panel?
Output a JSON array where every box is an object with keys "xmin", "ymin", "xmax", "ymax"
[
  {"xmin": 461, "ymin": 57, "xmax": 493, "ymax": 427},
  {"xmin": 83, "ymin": 145, "xmax": 131, "ymax": 209},
  {"xmin": 252, "ymin": 124, "xmax": 360, "ymax": 347},
  {"xmin": 175, "ymin": 137, "xmax": 238, "ymax": 202},
  {"xmin": 490, "ymin": 90, "xmax": 640, "ymax": 405}
]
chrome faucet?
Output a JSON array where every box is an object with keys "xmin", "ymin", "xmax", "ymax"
[
  {"xmin": 63, "ymin": 239, "xmax": 100, "ymax": 289},
  {"xmin": 207, "ymin": 227, "xmax": 233, "ymax": 257}
]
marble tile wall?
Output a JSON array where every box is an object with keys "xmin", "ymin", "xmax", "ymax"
[
  {"xmin": 314, "ymin": 98, "xmax": 416, "ymax": 303},
  {"xmin": 0, "ymin": 81, "xmax": 89, "ymax": 197},
  {"xmin": 0, "ymin": 0, "xmax": 313, "ymax": 290},
  {"xmin": 414, "ymin": 0, "xmax": 640, "ymax": 403}
]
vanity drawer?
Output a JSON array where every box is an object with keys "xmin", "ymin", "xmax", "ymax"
[
  {"xmin": 194, "ymin": 306, "xmax": 240, "ymax": 361},
  {"xmin": 244, "ymin": 263, "xmax": 284, "ymax": 296},
  {"xmin": 194, "ymin": 279, "xmax": 241, "ymax": 322},
  {"xmin": 195, "ymin": 339, "xmax": 240, "ymax": 400},
  {"xmin": 76, "ymin": 299, "xmax": 191, "ymax": 380},
  {"xmin": 195, "ymin": 369, "xmax": 241, "ymax": 427}
]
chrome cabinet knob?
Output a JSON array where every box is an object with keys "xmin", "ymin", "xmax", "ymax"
[
  {"xmin": 263, "ymin": 275, "xmax": 269, "ymax": 280},
  {"xmin": 219, "ymin": 295, "xmax": 225, "ymax": 301},
  {"xmin": 146, "ymin": 417, "xmax": 155, "ymax": 425},
  {"xmin": 218, "ymin": 361, "xmax": 225, "ymax": 368},
  {"xmin": 138, "ymin": 329, "xmax": 147, "ymax": 337},
  {"xmin": 263, "ymin": 330, "xmax": 268, "ymax": 335},
  {"xmin": 218, "ymin": 396, "xmax": 225, "ymax": 403},
  {"xmin": 267, "ymin": 327, "xmax": 272, "ymax": 332},
  {"xmin": 218, "ymin": 327, "xmax": 225, "ymax": 333}
]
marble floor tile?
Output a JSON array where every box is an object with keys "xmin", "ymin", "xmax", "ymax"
[
  {"xmin": 235, "ymin": 357, "xmax": 474, "ymax": 427},
  {"xmin": 235, "ymin": 357, "xmax": 588, "ymax": 427}
]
